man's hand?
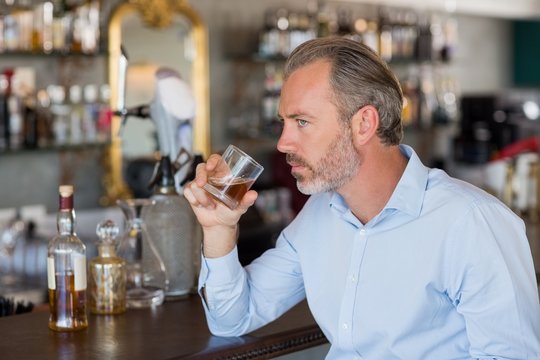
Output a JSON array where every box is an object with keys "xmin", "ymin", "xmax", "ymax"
[{"xmin": 183, "ymin": 153, "xmax": 258, "ymax": 258}]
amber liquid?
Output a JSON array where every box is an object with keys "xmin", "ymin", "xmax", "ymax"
[
  {"xmin": 48, "ymin": 272, "xmax": 88, "ymax": 331},
  {"xmin": 207, "ymin": 177, "xmax": 255, "ymax": 209}
]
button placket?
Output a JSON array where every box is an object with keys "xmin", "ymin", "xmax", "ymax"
[{"xmin": 337, "ymin": 227, "xmax": 368, "ymax": 350}]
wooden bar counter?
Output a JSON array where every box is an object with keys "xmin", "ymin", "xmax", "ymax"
[{"xmin": 0, "ymin": 297, "xmax": 327, "ymax": 359}]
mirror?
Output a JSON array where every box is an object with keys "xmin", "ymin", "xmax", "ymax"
[{"xmin": 102, "ymin": 0, "xmax": 210, "ymax": 204}]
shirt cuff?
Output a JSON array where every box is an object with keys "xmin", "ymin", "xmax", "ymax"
[{"xmin": 200, "ymin": 246, "xmax": 243, "ymax": 287}]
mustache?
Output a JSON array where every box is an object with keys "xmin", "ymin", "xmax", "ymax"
[{"xmin": 286, "ymin": 153, "xmax": 310, "ymax": 168}]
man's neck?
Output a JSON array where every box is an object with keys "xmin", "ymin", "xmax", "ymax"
[{"xmin": 338, "ymin": 145, "xmax": 408, "ymax": 224}]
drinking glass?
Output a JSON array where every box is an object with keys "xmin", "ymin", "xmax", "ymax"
[
  {"xmin": 203, "ymin": 145, "xmax": 264, "ymax": 210},
  {"xmin": 0, "ymin": 215, "xmax": 25, "ymax": 286}
]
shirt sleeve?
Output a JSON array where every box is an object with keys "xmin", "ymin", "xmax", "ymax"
[
  {"xmin": 446, "ymin": 200, "xmax": 540, "ymax": 358},
  {"xmin": 198, "ymin": 232, "xmax": 306, "ymax": 337}
]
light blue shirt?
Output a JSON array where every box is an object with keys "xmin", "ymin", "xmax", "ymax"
[{"xmin": 199, "ymin": 145, "xmax": 540, "ymax": 359}]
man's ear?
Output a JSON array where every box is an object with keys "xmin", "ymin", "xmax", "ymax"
[{"xmin": 351, "ymin": 105, "xmax": 379, "ymax": 146}]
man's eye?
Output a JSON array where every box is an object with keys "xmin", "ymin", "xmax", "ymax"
[{"xmin": 297, "ymin": 119, "xmax": 308, "ymax": 127}]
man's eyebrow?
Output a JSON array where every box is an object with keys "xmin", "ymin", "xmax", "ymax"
[{"xmin": 279, "ymin": 112, "xmax": 310, "ymax": 120}]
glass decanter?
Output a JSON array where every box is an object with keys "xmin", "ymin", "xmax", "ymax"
[
  {"xmin": 116, "ymin": 199, "xmax": 168, "ymax": 308},
  {"xmin": 89, "ymin": 220, "xmax": 126, "ymax": 315}
]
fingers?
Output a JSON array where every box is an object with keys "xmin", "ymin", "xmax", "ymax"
[
  {"xmin": 236, "ymin": 190, "xmax": 258, "ymax": 213},
  {"xmin": 184, "ymin": 180, "xmax": 216, "ymax": 210},
  {"xmin": 195, "ymin": 154, "xmax": 222, "ymax": 187}
]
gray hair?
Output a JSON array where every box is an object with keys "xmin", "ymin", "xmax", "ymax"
[{"xmin": 283, "ymin": 37, "xmax": 404, "ymax": 145}]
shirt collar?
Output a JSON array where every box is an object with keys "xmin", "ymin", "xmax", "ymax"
[
  {"xmin": 384, "ymin": 144, "xmax": 428, "ymax": 217},
  {"xmin": 329, "ymin": 144, "xmax": 428, "ymax": 218}
]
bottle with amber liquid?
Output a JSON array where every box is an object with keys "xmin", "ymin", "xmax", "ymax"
[
  {"xmin": 88, "ymin": 220, "xmax": 126, "ymax": 315},
  {"xmin": 47, "ymin": 185, "xmax": 88, "ymax": 331}
]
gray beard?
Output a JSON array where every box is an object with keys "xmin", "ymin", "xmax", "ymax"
[{"xmin": 293, "ymin": 126, "xmax": 360, "ymax": 195}]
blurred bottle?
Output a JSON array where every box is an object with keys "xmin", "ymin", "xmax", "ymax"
[
  {"xmin": 259, "ymin": 9, "xmax": 279, "ymax": 57},
  {"xmin": 47, "ymin": 185, "xmax": 88, "ymax": 332},
  {"xmin": 3, "ymin": 14, "xmax": 19, "ymax": 51},
  {"xmin": 415, "ymin": 14, "xmax": 433, "ymax": 62},
  {"xmin": 7, "ymin": 91, "xmax": 22, "ymax": 149},
  {"xmin": 363, "ymin": 20, "xmax": 379, "ymax": 54},
  {"xmin": 441, "ymin": 17, "xmax": 458, "ymax": 62},
  {"xmin": 22, "ymin": 94, "xmax": 38, "ymax": 148},
  {"xmin": 32, "ymin": 1, "xmax": 53, "ymax": 53},
  {"xmin": 48, "ymin": 85, "xmax": 70, "ymax": 145},
  {"xmin": 378, "ymin": 8, "xmax": 393, "ymax": 63},
  {"xmin": 96, "ymin": 84, "xmax": 112, "ymax": 143},
  {"xmin": 77, "ymin": 0, "xmax": 100, "ymax": 54},
  {"xmin": 68, "ymin": 85, "xmax": 84, "ymax": 144},
  {"xmin": 36, "ymin": 89, "xmax": 54, "ymax": 147},
  {"xmin": 0, "ymin": 73, "xmax": 9, "ymax": 150},
  {"xmin": 51, "ymin": 0, "xmax": 71, "ymax": 53},
  {"xmin": 83, "ymin": 84, "xmax": 98, "ymax": 143},
  {"xmin": 275, "ymin": 8, "xmax": 290, "ymax": 57},
  {"xmin": 1, "ymin": 69, "xmax": 14, "ymax": 149}
]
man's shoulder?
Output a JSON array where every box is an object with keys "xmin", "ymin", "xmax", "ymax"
[{"xmin": 426, "ymin": 168, "xmax": 505, "ymax": 210}]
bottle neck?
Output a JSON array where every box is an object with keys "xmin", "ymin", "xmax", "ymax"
[
  {"xmin": 155, "ymin": 185, "xmax": 177, "ymax": 196},
  {"xmin": 57, "ymin": 208, "xmax": 75, "ymax": 235},
  {"xmin": 97, "ymin": 244, "xmax": 116, "ymax": 258}
]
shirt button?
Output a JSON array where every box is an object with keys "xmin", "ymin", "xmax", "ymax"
[
  {"xmin": 350, "ymin": 275, "xmax": 356, "ymax": 282},
  {"xmin": 342, "ymin": 323, "xmax": 349, "ymax": 330},
  {"xmin": 359, "ymin": 229, "xmax": 366, "ymax": 235}
]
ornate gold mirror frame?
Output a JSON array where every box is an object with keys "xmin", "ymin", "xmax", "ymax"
[{"xmin": 101, "ymin": 0, "xmax": 210, "ymax": 205}]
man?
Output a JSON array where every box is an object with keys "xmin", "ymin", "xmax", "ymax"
[{"xmin": 184, "ymin": 37, "xmax": 540, "ymax": 359}]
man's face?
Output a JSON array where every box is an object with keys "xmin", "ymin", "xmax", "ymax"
[{"xmin": 277, "ymin": 60, "xmax": 360, "ymax": 195}]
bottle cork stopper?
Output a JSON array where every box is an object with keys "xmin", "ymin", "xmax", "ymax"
[
  {"xmin": 58, "ymin": 185, "xmax": 74, "ymax": 210},
  {"xmin": 59, "ymin": 185, "xmax": 74, "ymax": 197}
]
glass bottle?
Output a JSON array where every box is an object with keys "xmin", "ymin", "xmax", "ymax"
[
  {"xmin": 47, "ymin": 185, "xmax": 88, "ymax": 332},
  {"xmin": 68, "ymin": 85, "xmax": 84, "ymax": 145},
  {"xmin": 88, "ymin": 219, "xmax": 126, "ymax": 315},
  {"xmin": 116, "ymin": 199, "xmax": 167, "ymax": 308},
  {"xmin": 146, "ymin": 155, "xmax": 202, "ymax": 300}
]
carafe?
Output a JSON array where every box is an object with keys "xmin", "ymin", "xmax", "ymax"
[{"xmin": 116, "ymin": 199, "xmax": 167, "ymax": 308}]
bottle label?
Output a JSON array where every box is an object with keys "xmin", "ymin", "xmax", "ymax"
[
  {"xmin": 47, "ymin": 257, "xmax": 55, "ymax": 290},
  {"xmin": 74, "ymin": 255, "xmax": 87, "ymax": 291},
  {"xmin": 48, "ymin": 255, "xmax": 87, "ymax": 290}
]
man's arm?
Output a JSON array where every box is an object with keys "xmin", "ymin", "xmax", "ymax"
[
  {"xmin": 446, "ymin": 201, "xmax": 540, "ymax": 357},
  {"xmin": 184, "ymin": 155, "xmax": 304, "ymax": 336}
]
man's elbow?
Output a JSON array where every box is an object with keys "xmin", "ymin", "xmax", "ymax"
[{"xmin": 207, "ymin": 321, "xmax": 249, "ymax": 337}]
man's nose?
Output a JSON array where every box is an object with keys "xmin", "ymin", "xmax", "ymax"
[{"xmin": 276, "ymin": 123, "xmax": 295, "ymax": 154}]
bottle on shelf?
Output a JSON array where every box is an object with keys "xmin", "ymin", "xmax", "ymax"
[
  {"xmin": 47, "ymin": 185, "xmax": 88, "ymax": 332},
  {"xmin": 75, "ymin": 0, "xmax": 100, "ymax": 54},
  {"xmin": 51, "ymin": 0, "xmax": 71, "ymax": 53},
  {"xmin": 7, "ymin": 91, "xmax": 23, "ymax": 149},
  {"xmin": 96, "ymin": 84, "xmax": 112, "ymax": 143},
  {"xmin": 82, "ymin": 84, "xmax": 98, "ymax": 143},
  {"xmin": 88, "ymin": 219, "xmax": 126, "ymax": 315},
  {"xmin": 22, "ymin": 94, "xmax": 39, "ymax": 149},
  {"xmin": 35, "ymin": 88, "xmax": 54, "ymax": 147},
  {"xmin": 68, "ymin": 84, "xmax": 83, "ymax": 145},
  {"xmin": 48, "ymin": 84, "xmax": 70, "ymax": 145},
  {"xmin": 32, "ymin": 1, "xmax": 54, "ymax": 53},
  {"xmin": 0, "ymin": 73, "xmax": 9, "ymax": 150}
]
